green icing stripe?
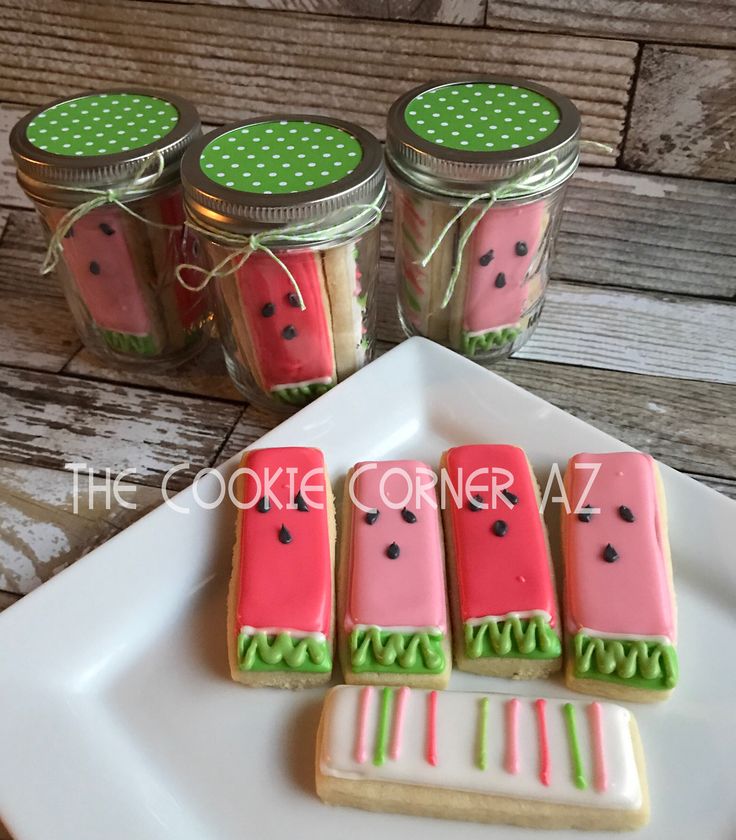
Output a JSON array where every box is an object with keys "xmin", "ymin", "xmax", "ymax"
[
  {"xmin": 237, "ymin": 631, "xmax": 332, "ymax": 674},
  {"xmin": 464, "ymin": 616, "xmax": 561, "ymax": 660},
  {"xmin": 350, "ymin": 627, "xmax": 445, "ymax": 674},
  {"xmin": 563, "ymin": 702, "xmax": 587, "ymax": 790},
  {"xmin": 373, "ymin": 687, "xmax": 393, "ymax": 766},
  {"xmin": 100, "ymin": 329, "xmax": 157, "ymax": 357},
  {"xmin": 271, "ymin": 381, "xmax": 334, "ymax": 406},
  {"xmin": 477, "ymin": 696, "xmax": 489, "ymax": 770},
  {"xmin": 574, "ymin": 633, "xmax": 678, "ymax": 690},
  {"xmin": 461, "ymin": 326, "xmax": 521, "ymax": 356}
]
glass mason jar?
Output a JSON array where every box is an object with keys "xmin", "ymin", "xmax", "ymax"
[
  {"xmin": 180, "ymin": 115, "xmax": 385, "ymax": 410},
  {"xmin": 10, "ymin": 89, "xmax": 212, "ymax": 369},
  {"xmin": 387, "ymin": 77, "xmax": 581, "ymax": 361}
]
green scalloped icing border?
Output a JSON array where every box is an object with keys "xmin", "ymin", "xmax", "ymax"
[
  {"xmin": 237, "ymin": 631, "xmax": 332, "ymax": 673},
  {"xmin": 100, "ymin": 329, "xmax": 157, "ymax": 357},
  {"xmin": 271, "ymin": 381, "xmax": 334, "ymax": 406},
  {"xmin": 574, "ymin": 632, "xmax": 678, "ymax": 690},
  {"xmin": 461, "ymin": 326, "xmax": 521, "ymax": 357},
  {"xmin": 350, "ymin": 627, "xmax": 445, "ymax": 674},
  {"xmin": 464, "ymin": 615, "xmax": 562, "ymax": 660}
]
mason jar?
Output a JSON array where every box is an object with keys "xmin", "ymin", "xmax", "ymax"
[
  {"xmin": 387, "ymin": 78, "xmax": 581, "ymax": 361},
  {"xmin": 10, "ymin": 89, "xmax": 212, "ymax": 369},
  {"xmin": 180, "ymin": 115, "xmax": 385, "ymax": 410}
]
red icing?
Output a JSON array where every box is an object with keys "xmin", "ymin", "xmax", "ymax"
[
  {"xmin": 444, "ymin": 444, "xmax": 557, "ymax": 625},
  {"xmin": 235, "ymin": 447, "xmax": 332, "ymax": 636},
  {"xmin": 236, "ymin": 250, "xmax": 335, "ymax": 390},
  {"xmin": 49, "ymin": 206, "xmax": 153, "ymax": 336}
]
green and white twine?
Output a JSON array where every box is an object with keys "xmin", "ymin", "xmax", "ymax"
[
  {"xmin": 175, "ymin": 183, "xmax": 386, "ymax": 311},
  {"xmin": 41, "ymin": 150, "xmax": 178, "ymax": 275}
]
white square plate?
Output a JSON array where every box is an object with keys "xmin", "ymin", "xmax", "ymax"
[{"xmin": 1, "ymin": 337, "xmax": 734, "ymax": 840}]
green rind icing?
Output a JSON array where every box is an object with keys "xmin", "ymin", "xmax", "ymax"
[
  {"xmin": 100, "ymin": 329, "xmax": 157, "ymax": 357},
  {"xmin": 350, "ymin": 627, "xmax": 445, "ymax": 674},
  {"xmin": 574, "ymin": 632, "xmax": 678, "ymax": 690},
  {"xmin": 271, "ymin": 381, "xmax": 334, "ymax": 406},
  {"xmin": 464, "ymin": 616, "xmax": 562, "ymax": 660},
  {"xmin": 237, "ymin": 631, "xmax": 332, "ymax": 674},
  {"xmin": 461, "ymin": 326, "xmax": 521, "ymax": 356}
]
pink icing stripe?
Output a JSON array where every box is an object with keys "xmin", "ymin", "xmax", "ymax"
[
  {"xmin": 535, "ymin": 698, "xmax": 551, "ymax": 786},
  {"xmin": 390, "ymin": 686, "xmax": 410, "ymax": 760},
  {"xmin": 589, "ymin": 702, "xmax": 608, "ymax": 792},
  {"xmin": 355, "ymin": 686, "xmax": 374, "ymax": 764},
  {"xmin": 426, "ymin": 690, "xmax": 438, "ymax": 766},
  {"xmin": 505, "ymin": 698, "xmax": 520, "ymax": 775}
]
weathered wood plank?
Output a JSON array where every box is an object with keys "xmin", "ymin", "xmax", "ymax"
[
  {"xmin": 65, "ymin": 342, "xmax": 243, "ymax": 402},
  {"xmin": 623, "ymin": 45, "xmax": 736, "ymax": 180},
  {"xmin": 376, "ymin": 262, "xmax": 736, "ymax": 383},
  {"xmin": 0, "ymin": 589, "xmax": 19, "ymax": 612},
  {"xmin": 0, "ymin": 367, "xmax": 242, "ymax": 488},
  {"xmin": 0, "ymin": 2, "xmax": 635, "ymax": 161},
  {"xmin": 486, "ymin": 0, "xmax": 736, "ymax": 49},
  {"xmin": 0, "ymin": 460, "xmax": 160, "ymax": 595},
  {"xmin": 380, "ymin": 167, "xmax": 736, "ymax": 298},
  {"xmin": 218, "ymin": 356, "xmax": 736, "ymax": 498},
  {"xmin": 0, "ymin": 103, "xmax": 30, "ymax": 209},
  {"xmin": 181, "ymin": 0, "xmax": 487, "ymax": 25},
  {"xmin": 0, "ymin": 209, "xmax": 82, "ymax": 371}
]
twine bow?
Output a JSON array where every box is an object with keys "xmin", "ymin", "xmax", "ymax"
[
  {"xmin": 420, "ymin": 139, "xmax": 614, "ymax": 308},
  {"xmin": 175, "ymin": 183, "xmax": 386, "ymax": 312}
]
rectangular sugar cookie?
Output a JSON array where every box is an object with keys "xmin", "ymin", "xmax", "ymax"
[
  {"xmin": 562, "ymin": 451, "xmax": 678, "ymax": 702},
  {"xmin": 316, "ymin": 685, "xmax": 649, "ymax": 831},
  {"xmin": 227, "ymin": 446, "xmax": 335, "ymax": 688},
  {"xmin": 441, "ymin": 445, "xmax": 561, "ymax": 678},
  {"xmin": 338, "ymin": 460, "xmax": 451, "ymax": 688}
]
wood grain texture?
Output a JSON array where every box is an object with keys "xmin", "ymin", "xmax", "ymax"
[
  {"xmin": 0, "ymin": 367, "xmax": 242, "ymax": 488},
  {"xmin": 0, "ymin": 104, "xmax": 30, "ymax": 209},
  {"xmin": 623, "ymin": 45, "xmax": 736, "ymax": 180},
  {"xmin": 0, "ymin": 590, "xmax": 19, "ymax": 612},
  {"xmin": 0, "ymin": 209, "xmax": 82, "ymax": 371},
  {"xmin": 377, "ymin": 263, "xmax": 736, "ymax": 383},
  {"xmin": 0, "ymin": 460, "xmax": 160, "ymax": 595},
  {"xmin": 0, "ymin": 1, "xmax": 634, "ymax": 162},
  {"xmin": 486, "ymin": 0, "xmax": 736, "ymax": 48},
  {"xmin": 187, "ymin": 0, "xmax": 487, "ymax": 25}
]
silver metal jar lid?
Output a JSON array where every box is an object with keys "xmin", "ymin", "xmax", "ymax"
[
  {"xmin": 10, "ymin": 89, "xmax": 201, "ymax": 205},
  {"xmin": 181, "ymin": 115, "xmax": 386, "ymax": 236},
  {"xmin": 387, "ymin": 77, "xmax": 581, "ymax": 198}
]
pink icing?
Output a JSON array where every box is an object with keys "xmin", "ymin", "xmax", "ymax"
[
  {"xmin": 535, "ymin": 698, "xmax": 551, "ymax": 786},
  {"xmin": 562, "ymin": 451, "xmax": 675, "ymax": 641},
  {"xmin": 426, "ymin": 690, "xmax": 438, "ymax": 767},
  {"xmin": 345, "ymin": 460, "xmax": 447, "ymax": 632},
  {"xmin": 355, "ymin": 685, "xmax": 373, "ymax": 764},
  {"xmin": 50, "ymin": 206, "xmax": 153, "ymax": 335},
  {"xmin": 463, "ymin": 200, "xmax": 546, "ymax": 332},
  {"xmin": 505, "ymin": 698, "xmax": 520, "ymax": 775},
  {"xmin": 444, "ymin": 445, "xmax": 557, "ymax": 625},
  {"xmin": 390, "ymin": 686, "xmax": 410, "ymax": 760},
  {"xmin": 235, "ymin": 447, "xmax": 332, "ymax": 636},
  {"xmin": 588, "ymin": 702, "xmax": 608, "ymax": 792}
]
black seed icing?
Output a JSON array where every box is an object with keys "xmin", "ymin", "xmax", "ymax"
[
  {"xmin": 495, "ymin": 272, "xmax": 507, "ymax": 289},
  {"xmin": 401, "ymin": 507, "xmax": 417, "ymax": 524},
  {"xmin": 386, "ymin": 542, "xmax": 400, "ymax": 559},
  {"xmin": 294, "ymin": 491, "xmax": 308, "ymax": 512},
  {"xmin": 603, "ymin": 543, "xmax": 619, "ymax": 563},
  {"xmin": 515, "ymin": 241, "xmax": 528, "ymax": 257},
  {"xmin": 89, "ymin": 261, "xmax": 101, "ymax": 275},
  {"xmin": 578, "ymin": 505, "xmax": 595, "ymax": 523},
  {"xmin": 278, "ymin": 524, "xmax": 292, "ymax": 544},
  {"xmin": 618, "ymin": 505, "xmax": 635, "ymax": 523},
  {"xmin": 282, "ymin": 325, "xmax": 297, "ymax": 340},
  {"xmin": 261, "ymin": 302, "xmax": 275, "ymax": 318},
  {"xmin": 257, "ymin": 496, "xmax": 270, "ymax": 513},
  {"xmin": 287, "ymin": 292, "xmax": 300, "ymax": 308},
  {"xmin": 99, "ymin": 222, "xmax": 115, "ymax": 236},
  {"xmin": 468, "ymin": 494, "xmax": 483, "ymax": 511},
  {"xmin": 502, "ymin": 489, "xmax": 519, "ymax": 506},
  {"xmin": 492, "ymin": 519, "xmax": 508, "ymax": 537},
  {"xmin": 365, "ymin": 509, "xmax": 379, "ymax": 525},
  {"xmin": 479, "ymin": 249, "xmax": 494, "ymax": 266}
]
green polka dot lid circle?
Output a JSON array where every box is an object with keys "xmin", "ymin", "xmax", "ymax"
[
  {"xmin": 9, "ymin": 89, "xmax": 210, "ymax": 369},
  {"xmin": 386, "ymin": 77, "xmax": 581, "ymax": 363},
  {"xmin": 180, "ymin": 115, "xmax": 386, "ymax": 411}
]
